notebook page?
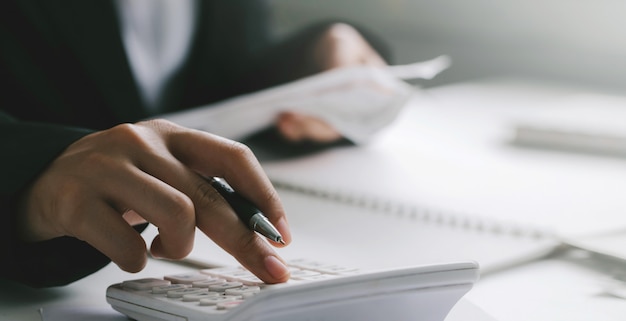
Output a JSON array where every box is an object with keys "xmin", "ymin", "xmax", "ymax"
[
  {"xmin": 157, "ymin": 186, "xmax": 556, "ymax": 274},
  {"xmin": 269, "ymin": 189, "xmax": 556, "ymax": 273}
]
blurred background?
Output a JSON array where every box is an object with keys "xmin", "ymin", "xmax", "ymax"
[{"xmin": 269, "ymin": 0, "xmax": 626, "ymax": 93}]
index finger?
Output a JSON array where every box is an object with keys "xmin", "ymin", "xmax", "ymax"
[{"xmin": 166, "ymin": 128, "xmax": 292, "ymax": 245}]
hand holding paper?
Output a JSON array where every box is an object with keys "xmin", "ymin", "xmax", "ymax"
[{"xmin": 162, "ymin": 56, "xmax": 450, "ymax": 144}]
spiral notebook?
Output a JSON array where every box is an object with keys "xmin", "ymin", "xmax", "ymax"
[
  {"xmin": 262, "ymin": 147, "xmax": 559, "ymax": 272},
  {"xmin": 162, "ymin": 138, "xmax": 560, "ymax": 275},
  {"xmin": 169, "ymin": 166, "xmax": 557, "ymax": 274}
]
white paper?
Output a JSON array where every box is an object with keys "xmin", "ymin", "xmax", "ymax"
[{"xmin": 161, "ymin": 56, "xmax": 449, "ymax": 144}]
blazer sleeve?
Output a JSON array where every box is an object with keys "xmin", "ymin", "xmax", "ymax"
[
  {"xmin": 0, "ymin": 113, "xmax": 119, "ymax": 288},
  {"xmin": 0, "ymin": 0, "xmax": 148, "ymax": 287}
]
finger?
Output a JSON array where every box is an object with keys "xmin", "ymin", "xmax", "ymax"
[
  {"xmin": 276, "ymin": 112, "xmax": 306, "ymax": 141},
  {"xmin": 190, "ymin": 184, "xmax": 291, "ymax": 283},
  {"xmin": 70, "ymin": 199, "xmax": 147, "ymax": 272},
  {"xmin": 160, "ymin": 126, "xmax": 291, "ymax": 243},
  {"xmin": 139, "ymin": 149, "xmax": 291, "ymax": 250},
  {"xmin": 104, "ymin": 166, "xmax": 196, "ymax": 260},
  {"xmin": 140, "ymin": 155, "xmax": 290, "ymax": 283},
  {"xmin": 277, "ymin": 112, "xmax": 342, "ymax": 143},
  {"xmin": 122, "ymin": 210, "xmax": 147, "ymax": 226},
  {"xmin": 316, "ymin": 23, "xmax": 387, "ymax": 70}
]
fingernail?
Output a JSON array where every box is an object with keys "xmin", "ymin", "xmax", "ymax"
[{"xmin": 264, "ymin": 256, "xmax": 290, "ymax": 281}]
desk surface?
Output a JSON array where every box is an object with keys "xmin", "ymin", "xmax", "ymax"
[
  {"xmin": 0, "ymin": 258, "xmax": 190, "ymax": 320},
  {"xmin": 469, "ymin": 248, "xmax": 626, "ymax": 321}
]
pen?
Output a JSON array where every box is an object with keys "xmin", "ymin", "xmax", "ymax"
[{"xmin": 209, "ymin": 177, "xmax": 285, "ymax": 245}]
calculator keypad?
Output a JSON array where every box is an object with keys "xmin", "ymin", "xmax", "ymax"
[{"xmin": 117, "ymin": 260, "xmax": 358, "ymax": 312}]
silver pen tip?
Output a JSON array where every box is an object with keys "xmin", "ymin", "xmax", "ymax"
[{"xmin": 277, "ymin": 237, "xmax": 286, "ymax": 245}]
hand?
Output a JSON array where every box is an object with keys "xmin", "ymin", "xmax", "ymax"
[
  {"xmin": 311, "ymin": 23, "xmax": 387, "ymax": 71},
  {"xmin": 16, "ymin": 119, "xmax": 292, "ymax": 283},
  {"xmin": 276, "ymin": 23, "xmax": 387, "ymax": 142}
]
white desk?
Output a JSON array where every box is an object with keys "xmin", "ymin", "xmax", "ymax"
[
  {"xmin": 469, "ymin": 249, "xmax": 626, "ymax": 321},
  {"xmin": 0, "ymin": 258, "xmax": 194, "ymax": 321}
]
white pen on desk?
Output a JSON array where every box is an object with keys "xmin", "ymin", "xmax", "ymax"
[{"xmin": 209, "ymin": 177, "xmax": 285, "ymax": 245}]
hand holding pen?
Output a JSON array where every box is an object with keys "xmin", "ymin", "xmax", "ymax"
[{"xmin": 17, "ymin": 120, "xmax": 292, "ymax": 284}]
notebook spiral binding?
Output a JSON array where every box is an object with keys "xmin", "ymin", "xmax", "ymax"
[{"xmin": 271, "ymin": 179, "xmax": 556, "ymax": 241}]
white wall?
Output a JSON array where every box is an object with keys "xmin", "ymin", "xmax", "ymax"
[{"xmin": 270, "ymin": 0, "xmax": 626, "ymax": 92}]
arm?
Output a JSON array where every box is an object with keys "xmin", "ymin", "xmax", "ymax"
[
  {"xmin": 179, "ymin": 2, "xmax": 393, "ymax": 144},
  {"xmin": 233, "ymin": 21, "xmax": 394, "ymax": 145},
  {"xmin": 0, "ymin": 113, "xmax": 110, "ymax": 287}
]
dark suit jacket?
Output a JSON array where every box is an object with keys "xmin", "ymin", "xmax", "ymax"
[{"xmin": 0, "ymin": 0, "xmax": 391, "ymax": 287}]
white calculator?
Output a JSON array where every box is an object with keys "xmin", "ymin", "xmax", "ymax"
[{"xmin": 107, "ymin": 259, "xmax": 479, "ymax": 321}]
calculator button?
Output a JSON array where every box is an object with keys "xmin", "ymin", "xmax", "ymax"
[
  {"xmin": 298, "ymin": 274, "xmax": 338, "ymax": 281},
  {"xmin": 224, "ymin": 285, "xmax": 261, "ymax": 296},
  {"xmin": 261, "ymin": 280, "xmax": 299, "ymax": 291},
  {"xmin": 315, "ymin": 266, "xmax": 359, "ymax": 274},
  {"xmin": 200, "ymin": 267, "xmax": 245, "ymax": 279},
  {"xmin": 208, "ymin": 282, "xmax": 243, "ymax": 292},
  {"xmin": 167, "ymin": 288, "xmax": 208, "ymax": 298},
  {"xmin": 199, "ymin": 295, "xmax": 241, "ymax": 306},
  {"xmin": 122, "ymin": 278, "xmax": 171, "ymax": 290},
  {"xmin": 228, "ymin": 270, "xmax": 255, "ymax": 277},
  {"xmin": 290, "ymin": 270, "xmax": 321, "ymax": 279},
  {"xmin": 164, "ymin": 273, "xmax": 209, "ymax": 284},
  {"xmin": 152, "ymin": 284, "xmax": 189, "ymax": 294},
  {"xmin": 216, "ymin": 300, "xmax": 244, "ymax": 310},
  {"xmin": 287, "ymin": 259, "xmax": 323, "ymax": 269},
  {"xmin": 289, "ymin": 260, "xmax": 357, "ymax": 274},
  {"xmin": 182, "ymin": 291, "xmax": 220, "ymax": 302},
  {"xmin": 192, "ymin": 278, "xmax": 226, "ymax": 288},
  {"xmin": 241, "ymin": 292, "xmax": 259, "ymax": 299},
  {"xmin": 231, "ymin": 275, "xmax": 264, "ymax": 286},
  {"xmin": 200, "ymin": 267, "xmax": 265, "ymax": 285}
]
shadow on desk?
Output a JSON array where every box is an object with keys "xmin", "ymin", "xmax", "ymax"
[
  {"xmin": 242, "ymin": 126, "xmax": 353, "ymax": 162},
  {"xmin": 0, "ymin": 278, "xmax": 71, "ymax": 305}
]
